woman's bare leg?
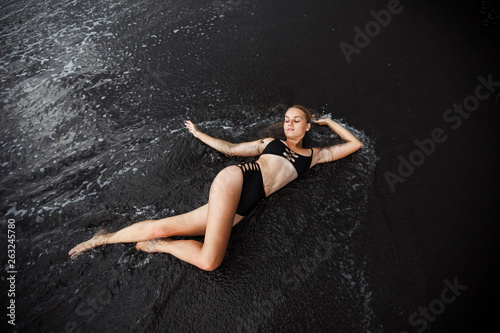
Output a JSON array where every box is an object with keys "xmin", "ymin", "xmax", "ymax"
[
  {"xmin": 69, "ymin": 184, "xmax": 244, "ymax": 259},
  {"xmin": 68, "ymin": 205, "xmax": 210, "ymax": 258},
  {"xmin": 136, "ymin": 165, "xmax": 243, "ymax": 271}
]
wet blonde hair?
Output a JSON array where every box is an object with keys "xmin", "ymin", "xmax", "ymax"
[{"xmin": 289, "ymin": 104, "xmax": 312, "ymax": 123}]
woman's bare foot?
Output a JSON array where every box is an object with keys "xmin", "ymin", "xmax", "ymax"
[
  {"xmin": 69, "ymin": 230, "xmax": 112, "ymax": 258},
  {"xmin": 136, "ymin": 238, "xmax": 172, "ymax": 253}
]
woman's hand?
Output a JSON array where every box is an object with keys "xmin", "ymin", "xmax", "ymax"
[
  {"xmin": 312, "ymin": 115, "xmax": 332, "ymax": 126},
  {"xmin": 185, "ymin": 120, "xmax": 201, "ymax": 138}
]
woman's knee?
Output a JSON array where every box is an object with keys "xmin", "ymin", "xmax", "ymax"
[{"xmin": 199, "ymin": 252, "xmax": 224, "ymax": 271}]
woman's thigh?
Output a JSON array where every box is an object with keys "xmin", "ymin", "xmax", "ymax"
[
  {"xmin": 154, "ymin": 166, "xmax": 244, "ymax": 238},
  {"xmin": 201, "ymin": 165, "xmax": 244, "ymax": 258}
]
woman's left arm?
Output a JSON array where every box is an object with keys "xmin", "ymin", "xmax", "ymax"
[{"xmin": 311, "ymin": 118, "xmax": 363, "ymax": 167}]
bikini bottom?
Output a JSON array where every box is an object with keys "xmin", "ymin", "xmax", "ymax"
[{"xmin": 235, "ymin": 162, "xmax": 266, "ymax": 216}]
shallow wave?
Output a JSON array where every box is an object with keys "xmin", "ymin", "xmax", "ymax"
[
  {"xmin": 11, "ymin": 104, "xmax": 379, "ymax": 332},
  {"xmin": 2, "ymin": 0, "xmax": 380, "ymax": 331}
]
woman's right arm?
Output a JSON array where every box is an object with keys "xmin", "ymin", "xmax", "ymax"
[
  {"xmin": 310, "ymin": 118, "xmax": 363, "ymax": 167},
  {"xmin": 185, "ymin": 120, "xmax": 270, "ymax": 157}
]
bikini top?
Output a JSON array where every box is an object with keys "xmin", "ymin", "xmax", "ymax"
[{"xmin": 262, "ymin": 139, "xmax": 313, "ymax": 177}]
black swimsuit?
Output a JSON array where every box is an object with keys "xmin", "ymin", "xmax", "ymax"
[{"xmin": 235, "ymin": 139, "xmax": 313, "ymax": 216}]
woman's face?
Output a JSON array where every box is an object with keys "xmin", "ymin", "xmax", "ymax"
[{"xmin": 284, "ymin": 108, "xmax": 311, "ymax": 139}]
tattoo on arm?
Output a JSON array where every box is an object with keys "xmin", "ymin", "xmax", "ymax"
[{"xmin": 257, "ymin": 140, "xmax": 265, "ymax": 154}]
